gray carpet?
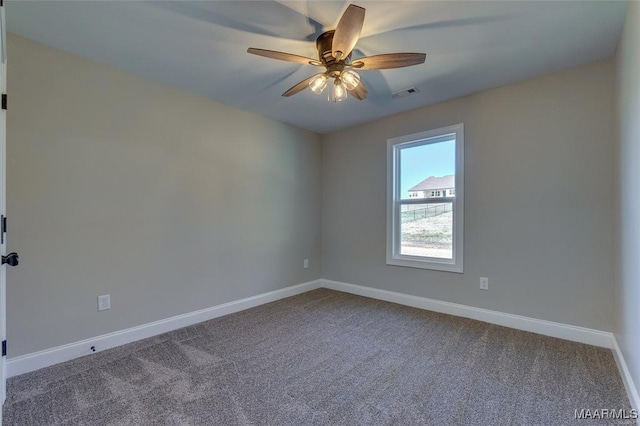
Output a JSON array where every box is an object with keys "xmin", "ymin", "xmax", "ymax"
[{"xmin": 2, "ymin": 289, "xmax": 634, "ymax": 425}]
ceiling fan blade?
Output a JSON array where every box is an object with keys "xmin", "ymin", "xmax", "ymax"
[
  {"xmin": 282, "ymin": 74, "xmax": 320, "ymax": 97},
  {"xmin": 351, "ymin": 53, "xmax": 426, "ymax": 70},
  {"xmin": 332, "ymin": 4, "xmax": 365, "ymax": 60},
  {"xmin": 247, "ymin": 48, "xmax": 322, "ymax": 66},
  {"xmin": 347, "ymin": 81, "xmax": 368, "ymax": 101}
]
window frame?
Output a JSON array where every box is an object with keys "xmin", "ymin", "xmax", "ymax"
[{"xmin": 386, "ymin": 123, "xmax": 464, "ymax": 273}]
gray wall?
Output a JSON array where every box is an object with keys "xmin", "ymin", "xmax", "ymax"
[
  {"xmin": 322, "ymin": 59, "xmax": 616, "ymax": 331},
  {"xmin": 6, "ymin": 34, "xmax": 322, "ymax": 357},
  {"xmin": 615, "ymin": 1, "xmax": 640, "ymax": 403}
]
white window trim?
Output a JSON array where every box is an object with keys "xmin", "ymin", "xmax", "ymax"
[{"xmin": 386, "ymin": 123, "xmax": 464, "ymax": 273}]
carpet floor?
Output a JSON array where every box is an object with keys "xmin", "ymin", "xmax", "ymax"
[{"xmin": 2, "ymin": 289, "xmax": 634, "ymax": 425}]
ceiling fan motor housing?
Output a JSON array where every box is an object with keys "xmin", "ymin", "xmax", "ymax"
[{"xmin": 316, "ymin": 30, "xmax": 351, "ymax": 75}]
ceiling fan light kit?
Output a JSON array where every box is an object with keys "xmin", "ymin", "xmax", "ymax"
[
  {"xmin": 308, "ymin": 69, "xmax": 359, "ymax": 103},
  {"xmin": 247, "ymin": 4, "xmax": 426, "ymax": 103}
]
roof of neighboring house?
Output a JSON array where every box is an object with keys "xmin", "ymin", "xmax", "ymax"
[{"xmin": 409, "ymin": 175, "xmax": 455, "ymax": 191}]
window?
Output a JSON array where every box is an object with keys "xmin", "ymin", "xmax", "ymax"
[{"xmin": 386, "ymin": 124, "xmax": 464, "ymax": 273}]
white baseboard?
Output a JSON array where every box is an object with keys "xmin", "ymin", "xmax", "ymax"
[
  {"xmin": 7, "ymin": 279, "xmax": 321, "ymax": 378},
  {"xmin": 321, "ymin": 279, "xmax": 614, "ymax": 348},
  {"xmin": 9, "ymin": 276, "xmax": 638, "ymax": 413},
  {"xmin": 611, "ymin": 337, "xmax": 640, "ymax": 411},
  {"xmin": 324, "ymin": 278, "xmax": 640, "ymax": 411}
]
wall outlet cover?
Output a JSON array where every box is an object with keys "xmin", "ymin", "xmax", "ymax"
[
  {"xmin": 480, "ymin": 278, "xmax": 489, "ymax": 290},
  {"xmin": 98, "ymin": 295, "xmax": 110, "ymax": 311}
]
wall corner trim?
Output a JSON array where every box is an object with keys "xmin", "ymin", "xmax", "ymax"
[
  {"xmin": 7, "ymin": 279, "xmax": 322, "ymax": 378},
  {"xmin": 611, "ymin": 336, "xmax": 640, "ymax": 411}
]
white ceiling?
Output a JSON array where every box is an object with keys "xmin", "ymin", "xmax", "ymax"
[{"xmin": 6, "ymin": 1, "xmax": 628, "ymax": 134}]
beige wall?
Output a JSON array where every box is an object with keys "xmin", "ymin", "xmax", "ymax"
[
  {"xmin": 322, "ymin": 59, "xmax": 616, "ymax": 331},
  {"xmin": 6, "ymin": 34, "xmax": 322, "ymax": 357},
  {"xmin": 615, "ymin": 0, "xmax": 640, "ymax": 405},
  {"xmin": 5, "ymin": 27, "xmax": 625, "ymax": 363}
]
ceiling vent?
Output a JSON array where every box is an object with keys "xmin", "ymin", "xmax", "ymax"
[{"xmin": 391, "ymin": 87, "xmax": 419, "ymax": 99}]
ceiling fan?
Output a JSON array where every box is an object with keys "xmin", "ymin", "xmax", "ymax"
[{"xmin": 247, "ymin": 4, "xmax": 426, "ymax": 102}]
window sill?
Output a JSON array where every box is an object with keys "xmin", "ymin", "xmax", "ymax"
[{"xmin": 386, "ymin": 255, "xmax": 463, "ymax": 273}]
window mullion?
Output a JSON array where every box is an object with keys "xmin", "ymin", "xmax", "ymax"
[{"xmin": 399, "ymin": 197, "xmax": 456, "ymax": 206}]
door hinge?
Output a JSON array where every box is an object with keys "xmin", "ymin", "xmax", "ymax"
[
  {"xmin": 1, "ymin": 215, "xmax": 5, "ymax": 245},
  {"xmin": 2, "ymin": 340, "xmax": 6, "ymax": 357},
  {"xmin": 1, "ymin": 94, "xmax": 6, "ymax": 110}
]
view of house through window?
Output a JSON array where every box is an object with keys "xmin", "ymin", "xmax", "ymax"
[
  {"xmin": 400, "ymin": 140, "xmax": 455, "ymax": 259},
  {"xmin": 387, "ymin": 124, "xmax": 464, "ymax": 272}
]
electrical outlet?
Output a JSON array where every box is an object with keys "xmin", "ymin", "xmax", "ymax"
[
  {"xmin": 98, "ymin": 295, "xmax": 110, "ymax": 311},
  {"xmin": 480, "ymin": 277, "xmax": 489, "ymax": 290},
  {"xmin": 303, "ymin": 259, "xmax": 309, "ymax": 269}
]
